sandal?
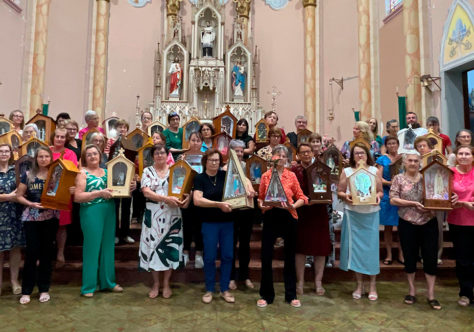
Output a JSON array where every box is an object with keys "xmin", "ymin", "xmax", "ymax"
[
  {"xmin": 383, "ymin": 259, "xmax": 393, "ymax": 265},
  {"xmin": 39, "ymin": 292, "xmax": 50, "ymax": 303},
  {"xmin": 368, "ymin": 292, "xmax": 378, "ymax": 301},
  {"xmin": 202, "ymin": 292, "xmax": 213, "ymax": 304},
  {"xmin": 257, "ymin": 298, "xmax": 268, "ymax": 308},
  {"xmin": 316, "ymin": 287, "xmax": 326, "ymax": 296},
  {"xmin": 290, "ymin": 299, "xmax": 301, "ymax": 308},
  {"xmin": 220, "ymin": 291, "xmax": 235, "ymax": 303},
  {"xmin": 112, "ymin": 285, "xmax": 123, "ymax": 293},
  {"xmin": 352, "ymin": 289, "xmax": 363, "ymax": 300},
  {"xmin": 82, "ymin": 293, "xmax": 94, "ymax": 298},
  {"xmin": 19, "ymin": 295, "xmax": 31, "ymax": 305},
  {"xmin": 245, "ymin": 279, "xmax": 254, "ymax": 289},
  {"xmin": 457, "ymin": 296, "xmax": 470, "ymax": 307},
  {"xmin": 228, "ymin": 280, "xmax": 237, "ymax": 290},
  {"xmin": 427, "ymin": 299, "xmax": 442, "ymax": 310},
  {"xmin": 404, "ymin": 295, "xmax": 416, "ymax": 305}
]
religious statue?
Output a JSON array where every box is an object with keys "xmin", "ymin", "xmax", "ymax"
[
  {"xmin": 169, "ymin": 57, "xmax": 182, "ymax": 98},
  {"xmin": 231, "ymin": 59, "xmax": 246, "ymax": 99},
  {"xmin": 201, "ymin": 21, "xmax": 216, "ymax": 57}
]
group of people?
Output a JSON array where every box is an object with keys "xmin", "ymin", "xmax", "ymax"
[{"xmin": 0, "ymin": 108, "xmax": 473, "ymax": 311}]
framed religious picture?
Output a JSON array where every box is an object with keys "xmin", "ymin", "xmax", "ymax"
[
  {"xmin": 322, "ymin": 145, "xmax": 343, "ymax": 183},
  {"xmin": 126, "ymin": 128, "xmax": 149, "ymax": 151},
  {"xmin": 40, "ymin": 158, "xmax": 79, "ymax": 211},
  {"xmin": 102, "ymin": 115, "xmax": 119, "ymax": 140},
  {"xmin": 348, "ymin": 161, "xmax": 377, "ymax": 205},
  {"xmin": 213, "ymin": 105, "xmax": 238, "ymax": 138},
  {"xmin": 389, "ymin": 157, "xmax": 404, "ymax": 180},
  {"xmin": 421, "ymin": 159, "xmax": 453, "ymax": 210},
  {"xmin": 297, "ymin": 129, "xmax": 313, "ymax": 146},
  {"xmin": 26, "ymin": 112, "xmax": 56, "ymax": 144},
  {"xmin": 15, "ymin": 154, "xmax": 34, "ymax": 186},
  {"xmin": 263, "ymin": 166, "xmax": 289, "ymax": 207},
  {"xmin": 148, "ymin": 120, "xmax": 167, "ymax": 136},
  {"xmin": 397, "ymin": 126, "xmax": 427, "ymax": 153},
  {"xmin": 183, "ymin": 152, "xmax": 204, "ymax": 174},
  {"xmin": 138, "ymin": 141, "xmax": 155, "ymax": 177},
  {"xmin": 168, "ymin": 159, "xmax": 197, "ymax": 201},
  {"xmin": 0, "ymin": 115, "xmax": 13, "ymax": 135},
  {"xmin": 245, "ymin": 154, "xmax": 268, "ymax": 191},
  {"xmin": 349, "ymin": 137, "xmax": 371, "ymax": 151},
  {"xmin": 421, "ymin": 150, "xmax": 447, "ymax": 168},
  {"xmin": 19, "ymin": 137, "xmax": 48, "ymax": 158},
  {"xmin": 212, "ymin": 132, "xmax": 232, "ymax": 162},
  {"xmin": 0, "ymin": 130, "xmax": 22, "ymax": 160},
  {"xmin": 284, "ymin": 142, "xmax": 297, "ymax": 162},
  {"xmin": 305, "ymin": 160, "xmax": 332, "ymax": 204},
  {"xmin": 106, "ymin": 148, "xmax": 136, "ymax": 197},
  {"xmin": 222, "ymin": 149, "xmax": 254, "ymax": 209},
  {"xmin": 182, "ymin": 117, "xmax": 201, "ymax": 149},
  {"xmin": 255, "ymin": 119, "xmax": 269, "ymax": 144},
  {"xmin": 81, "ymin": 128, "xmax": 101, "ymax": 152}
]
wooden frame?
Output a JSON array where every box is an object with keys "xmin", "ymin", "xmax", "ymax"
[
  {"xmin": 421, "ymin": 150, "xmax": 447, "ymax": 168},
  {"xmin": 137, "ymin": 141, "xmax": 155, "ymax": 177},
  {"xmin": 305, "ymin": 160, "xmax": 332, "ymax": 204},
  {"xmin": 168, "ymin": 159, "xmax": 197, "ymax": 201},
  {"xmin": 212, "ymin": 132, "xmax": 232, "ymax": 162},
  {"xmin": 126, "ymin": 128, "xmax": 149, "ymax": 151},
  {"xmin": 15, "ymin": 154, "xmax": 33, "ymax": 186},
  {"xmin": 222, "ymin": 149, "xmax": 254, "ymax": 209},
  {"xmin": 245, "ymin": 154, "xmax": 268, "ymax": 191},
  {"xmin": 102, "ymin": 115, "xmax": 119, "ymax": 139},
  {"xmin": 81, "ymin": 128, "xmax": 101, "ymax": 152},
  {"xmin": 389, "ymin": 157, "xmax": 404, "ymax": 180},
  {"xmin": 0, "ymin": 130, "xmax": 22, "ymax": 151},
  {"xmin": 0, "ymin": 115, "xmax": 13, "ymax": 135},
  {"xmin": 182, "ymin": 117, "xmax": 201, "ymax": 149},
  {"xmin": 263, "ymin": 166, "xmax": 289, "ymax": 207},
  {"xmin": 106, "ymin": 148, "xmax": 136, "ymax": 197},
  {"xmin": 297, "ymin": 129, "xmax": 313, "ymax": 146},
  {"xmin": 255, "ymin": 119, "xmax": 269, "ymax": 144},
  {"xmin": 183, "ymin": 152, "xmax": 204, "ymax": 174},
  {"xmin": 349, "ymin": 137, "xmax": 371, "ymax": 151},
  {"xmin": 284, "ymin": 142, "xmax": 297, "ymax": 162},
  {"xmin": 108, "ymin": 136, "xmax": 137, "ymax": 163},
  {"xmin": 423, "ymin": 129, "xmax": 443, "ymax": 155},
  {"xmin": 40, "ymin": 158, "xmax": 79, "ymax": 211},
  {"xmin": 213, "ymin": 105, "xmax": 238, "ymax": 138},
  {"xmin": 19, "ymin": 137, "xmax": 48, "ymax": 158},
  {"xmin": 322, "ymin": 144, "xmax": 343, "ymax": 183},
  {"xmin": 421, "ymin": 159, "xmax": 453, "ymax": 210},
  {"xmin": 348, "ymin": 162, "xmax": 377, "ymax": 205},
  {"xmin": 26, "ymin": 113, "xmax": 56, "ymax": 144},
  {"xmin": 148, "ymin": 120, "xmax": 167, "ymax": 136}
]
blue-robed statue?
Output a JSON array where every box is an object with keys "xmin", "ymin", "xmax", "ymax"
[{"xmin": 232, "ymin": 60, "xmax": 246, "ymax": 99}]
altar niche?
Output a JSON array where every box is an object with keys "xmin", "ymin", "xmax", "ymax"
[
  {"xmin": 222, "ymin": 149, "xmax": 253, "ymax": 209},
  {"xmin": 162, "ymin": 43, "xmax": 188, "ymax": 101},
  {"xmin": 192, "ymin": 6, "xmax": 223, "ymax": 60},
  {"xmin": 421, "ymin": 159, "xmax": 453, "ymax": 210},
  {"xmin": 226, "ymin": 44, "xmax": 251, "ymax": 103}
]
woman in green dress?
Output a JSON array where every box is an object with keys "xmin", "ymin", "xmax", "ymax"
[{"xmin": 163, "ymin": 112, "xmax": 184, "ymax": 160}]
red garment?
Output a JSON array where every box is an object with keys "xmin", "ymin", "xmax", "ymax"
[
  {"xmin": 447, "ymin": 167, "xmax": 474, "ymax": 226},
  {"xmin": 258, "ymin": 167, "xmax": 308, "ymax": 219},
  {"xmin": 439, "ymin": 133, "xmax": 452, "ymax": 155},
  {"xmin": 78, "ymin": 126, "xmax": 105, "ymax": 140}
]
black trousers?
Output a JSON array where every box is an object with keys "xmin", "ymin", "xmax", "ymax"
[
  {"xmin": 22, "ymin": 219, "xmax": 59, "ymax": 295},
  {"xmin": 450, "ymin": 224, "xmax": 474, "ymax": 301},
  {"xmin": 202, "ymin": 47, "xmax": 213, "ymax": 57},
  {"xmin": 231, "ymin": 209, "xmax": 254, "ymax": 281},
  {"xmin": 115, "ymin": 197, "xmax": 131, "ymax": 239},
  {"xmin": 398, "ymin": 217, "xmax": 438, "ymax": 275},
  {"xmin": 67, "ymin": 202, "xmax": 83, "ymax": 245},
  {"xmin": 182, "ymin": 205, "xmax": 203, "ymax": 252},
  {"xmin": 259, "ymin": 208, "xmax": 297, "ymax": 303},
  {"xmin": 132, "ymin": 181, "xmax": 145, "ymax": 222}
]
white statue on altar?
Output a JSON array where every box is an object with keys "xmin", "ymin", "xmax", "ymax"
[
  {"xmin": 169, "ymin": 57, "xmax": 182, "ymax": 98},
  {"xmin": 232, "ymin": 59, "xmax": 246, "ymax": 99},
  {"xmin": 201, "ymin": 21, "xmax": 215, "ymax": 57}
]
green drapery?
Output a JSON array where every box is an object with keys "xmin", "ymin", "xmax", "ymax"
[{"xmin": 398, "ymin": 96, "xmax": 407, "ymax": 129}]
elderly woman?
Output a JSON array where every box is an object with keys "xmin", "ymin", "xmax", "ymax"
[
  {"xmin": 140, "ymin": 111, "xmax": 153, "ymax": 133},
  {"xmin": 235, "ymin": 119, "xmax": 256, "ymax": 158},
  {"xmin": 341, "ymin": 121, "xmax": 380, "ymax": 162},
  {"xmin": 88, "ymin": 132, "xmax": 108, "ymax": 167},
  {"xmin": 74, "ymin": 145, "xmax": 126, "ymax": 297},
  {"xmin": 376, "ymin": 136, "xmax": 403, "ymax": 265},
  {"xmin": 22, "ymin": 124, "xmax": 40, "ymax": 141},
  {"xmin": 390, "ymin": 152, "xmax": 441, "ymax": 310},
  {"xmin": 139, "ymin": 144, "xmax": 190, "ymax": 299},
  {"xmin": 193, "ymin": 149, "xmax": 234, "ymax": 304},
  {"xmin": 337, "ymin": 143, "xmax": 383, "ymax": 301},
  {"xmin": 257, "ymin": 127, "xmax": 283, "ymax": 161},
  {"xmin": 448, "ymin": 129, "xmax": 472, "ymax": 167},
  {"xmin": 292, "ymin": 143, "xmax": 331, "ymax": 296},
  {"xmin": 64, "ymin": 120, "xmax": 82, "ymax": 161},
  {"xmin": 257, "ymin": 145, "xmax": 307, "ymax": 308},
  {"xmin": 78, "ymin": 110, "xmax": 105, "ymax": 139},
  {"xmin": 200, "ymin": 123, "xmax": 215, "ymax": 153},
  {"xmin": 163, "ymin": 112, "xmax": 184, "ymax": 160},
  {"xmin": 16, "ymin": 147, "xmax": 59, "ymax": 304},
  {"xmin": 447, "ymin": 146, "xmax": 474, "ymax": 307},
  {"xmin": 9, "ymin": 109, "xmax": 24, "ymax": 134},
  {"xmin": 0, "ymin": 144, "xmax": 23, "ymax": 296}
]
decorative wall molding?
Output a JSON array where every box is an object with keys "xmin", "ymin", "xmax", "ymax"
[
  {"xmin": 128, "ymin": 0, "xmax": 151, "ymax": 8},
  {"xmin": 264, "ymin": 0, "xmax": 289, "ymax": 11}
]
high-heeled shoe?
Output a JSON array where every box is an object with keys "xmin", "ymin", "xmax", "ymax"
[{"xmin": 352, "ymin": 286, "xmax": 364, "ymax": 300}]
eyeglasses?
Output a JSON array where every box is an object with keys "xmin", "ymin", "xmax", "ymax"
[
  {"xmin": 66, "ymin": 128, "xmax": 77, "ymax": 131},
  {"xmin": 142, "ymin": 117, "xmax": 152, "ymax": 121},
  {"xmin": 459, "ymin": 135, "xmax": 471, "ymax": 139},
  {"xmin": 208, "ymin": 159, "xmax": 220, "ymax": 163},
  {"xmin": 353, "ymin": 151, "xmax": 367, "ymax": 156},
  {"xmin": 12, "ymin": 114, "xmax": 23, "ymax": 118},
  {"xmin": 298, "ymin": 150, "xmax": 312, "ymax": 155},
  {"xmin": 153, "ymin": 151, "xmax": 167, "ymax": 156},
  {"xmin": 0, "ymin": 150, "xmax": 11, "ymax": 155}
]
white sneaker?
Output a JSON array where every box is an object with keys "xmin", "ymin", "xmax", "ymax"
[
  {"xmin": 123, "ymin": 236, "xmax": 135, "ymax": 244},
  {"xmin": 115, "ymin": 237, "xmax": 119, "ymax": 245},
  {"xmin": 195, "ymin": 255, "xmax": 204, "ymax": 269}
]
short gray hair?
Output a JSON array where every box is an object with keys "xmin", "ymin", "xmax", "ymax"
[
  {"xmin": 272, "ymin": 144, "xmax": 288, "ymax": 157},
  {"xmin": 386, "ymin": 119, "xmax": 398, "ymax": 131},
  {"xmin": 23, "ymin": 123, "xmax": 40, "ymax": 138},
  {"xmin": 402, "ymin": 151, "xmax": 420, "ymax": 162},
  {"xmin": 294, "ymin": 115, "xmax": 306, "ymax": 123},
  {"xmin": 84, "ymin": 110, "xmax": 97, "ymax": 122},
  {"xmin": 229, "ymin": 139, "xmax": 245, "ymax": 150},
  {"xmin": 89, "ymin": 131, "xmax": 105, "ymax": 143}
]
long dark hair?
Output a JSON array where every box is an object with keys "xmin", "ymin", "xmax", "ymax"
[
  {"xmin": 236, "ymin": 119, "xmax": 249, "ymax": 137},
  {"xmin": 349, "ymin": 143, "xmax": 374, "ymax": 167}
]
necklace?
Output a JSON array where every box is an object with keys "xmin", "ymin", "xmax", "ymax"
[{"xmin": 207, "ymin": 174, "xmax": 217, "ymax": 186}]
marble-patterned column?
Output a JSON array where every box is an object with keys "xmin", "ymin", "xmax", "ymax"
[
  {"xmin": 403, "ymin": 0, "xmax": 421, "ymax": 118},
  {"xmin": 92, "ymin": 0, "xmax": 110, "ymax": 121},
  {"xmin": 234, "ymin": 0, "xmax": 251, "ymax": 46},
  {"xmin": 303, "ymin": 0, "xmax": 317, "ymax": 131},
  {"xmin": 29, "ymin": 0, "xmax": 51, "ymax": 117},
  {"xmin": 358, "ymin": 0, "xmax": 371, "ymax": 121}
]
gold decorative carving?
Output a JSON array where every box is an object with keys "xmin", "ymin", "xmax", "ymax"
[
  {"xmin": 303, "ymin": 0, "xmax": 317, "ymax": 8},
  {"xmin": 233, "ymin": 0, "xmax": 251, "ymax": 19},
  {"xmin": 167, "ymin": 0, "xmax": 182, "ymax": 17}
]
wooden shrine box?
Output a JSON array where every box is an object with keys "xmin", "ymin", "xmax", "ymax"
[
  {"xmin": 137, "ymin": 141, "xmax": 155, "ymax": 177},
  {"xmin": 423, "ymin": 129, "xmax": 443, "ymax": 155},
  {"xmin": 213, "ymin": 106, "xmax": 238, "ymax": 138},
  {"xmin": 106, "ymin": 148, "xmax": 136, "ymax": 197},
  {"xmin": 322, "ymin": 144, "xmax": 343, "ymax": 183},
  {"xmin": 126, "ymin": 128, "xmax": 149, "ymax": 151},
  {"xmin": 245, "ymin": 154, "xmax": 268, "ymax": 191},
  {"xmin": 0, "ymin": 130, "xmax": 22, "ymax": 151},
  {"xmin": 305, "ymin": 160, "xmax": 332, "ymax": 204},
  {"xmin": 148, "ymin": 120, "xmax": 167, "ymax": 136},
  {"xmin": 263, "ymin": 166, "xmax": 289, "ymax": 207},
  {"xmin": 108, "ymin": 136, "xmax": 137, "ymax": 163},
  {"xmin": 421, "ymin": 159, "xmax": 453, "ymax": 210},
  {"xmin": 26, "ymin": 113, "xmax": 56, "ymax": 144},
  {"xmin": 212, "ymin": 132, "xmax": 232, "ymax": 162},
  {"xmin": 182, "ymin": 117, "xmax": 201, "ymax": 149},
  {"xmin": 222, "ymin": 149, "xmax": 254, "ymax": 209},
  {"xmin": 389, "ymin": 157, "xmax": 404, "ymax": 180},
  {"xmin": 102, "ymin": 115, "xmax": 119, "ymax": 139},
  {"xmin": 348, "ymin": 162, "xmax": 377, "ymax": 205},
  {"xmin": 284, "ymin": 141, "xmax": 297, "ymax": 162},
  {"xmin": 297, "ymin": 129, "xmax": 313, "ymax": 146},
  {"xmin": 19, "ymin": 137, "xmax": 48, "ymax": 158},
  {"xmin": 81, "ymin": 128, "xmax": 101, "ymax": 151},
  {"xmin": 0, "ymin": 115, "xmax": 14, "ymax": 135},
  {"xmin": 168, "ymin": 159, "xmax": 197, "ymax": 201},
  {"xmin": 40, "ymin": 158, "xmax": 79, "ymax": 211},
  {"xmin": 15, "ymin": 155, "xmax": 33, "ymax": 186},
  {"xmin": 422, "ymin": 150, "xmax": 447, "ymax": 168},
  {"xmin": 349, "ymin": 137, "xmax": 371, "ymax": 151},
  {"xmin": 183, "ymin": 152, "xmax": 204, "ymax": 174},
  {"xmin": 399, "ymin": 127, "xmax": 417, "ymax": 151},
  {"xmin": 255, "ymin": 119, "xmax": 269, "ymax": 144}
]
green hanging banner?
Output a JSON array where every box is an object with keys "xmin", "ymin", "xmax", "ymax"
[
  {"xmin": 353, "ymin": 110, "xmax": 360, "ymax": 121},
  {"xmin": 398, "ymin": 96, "xmax": 407, "ymax": 129},
  {"xmin": 42, "ymin": 103, "xmax": 49, "ymax": 116}
]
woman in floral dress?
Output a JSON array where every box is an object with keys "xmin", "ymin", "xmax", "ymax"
[{"xmin": 140, "ymin": 144, "xmax": 190, "ymax": 299}]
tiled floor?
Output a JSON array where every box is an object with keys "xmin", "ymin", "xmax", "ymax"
[{"xmin": 0, "ymin": 280, "xmax": 473, "ymax": 331}]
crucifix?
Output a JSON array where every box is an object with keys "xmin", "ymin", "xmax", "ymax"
[
  {"xmin": 267, "ymin": 86, "xmax": 282, "ymax": 112},
  {"xmin": 135, "ymin": 94, "xmax": 141, "ymax": 128},
  {"xmin": 202, "ymin": 97, "xmax": 209, "ymax": 118}
]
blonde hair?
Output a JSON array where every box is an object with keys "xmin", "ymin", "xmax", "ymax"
[{"xmin": 355, "ymin": 121, "xmax": 373, "ymax": 142}]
